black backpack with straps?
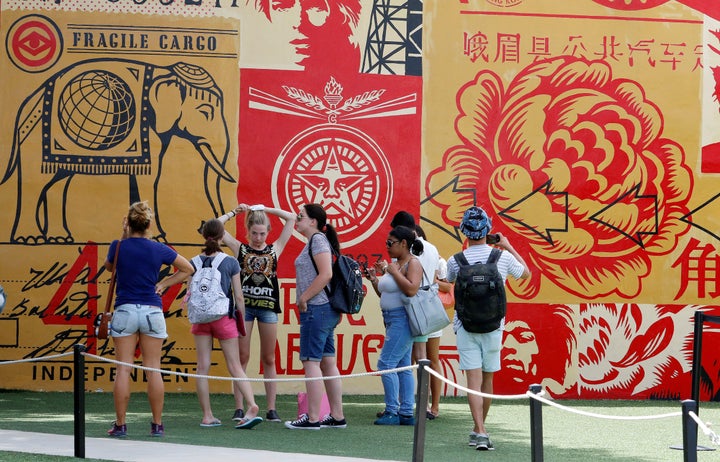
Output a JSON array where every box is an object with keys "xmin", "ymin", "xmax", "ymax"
[
  {"xmin": 453, "ymin": 248, "xmax": 506, "ymax": 333},
  {"xmin": 308, "ymin": 234, "xmax": 365, "ymax": 314}
]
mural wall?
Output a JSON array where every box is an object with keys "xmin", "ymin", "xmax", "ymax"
[{"xmin": 1, "ymin": 0, "xmax": 720, "ymax": 401}]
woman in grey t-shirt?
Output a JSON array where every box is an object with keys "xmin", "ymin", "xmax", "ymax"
[{"xmin": 284, "ymin": 204, "xmax": 347, "ymax": 430}]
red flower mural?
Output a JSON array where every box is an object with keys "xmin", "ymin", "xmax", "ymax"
[{"xmin": 427, "ymin": 56, "xmax": 692, "ymax": 299}]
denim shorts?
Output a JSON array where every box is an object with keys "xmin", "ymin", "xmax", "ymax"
[
  {"xmin": 244, "ymin": 306, "xmax": 279, "ymax": 324},
  {"xmin": 110, "ymin": 304, "xmax": 167, "ymax": 339},
  {"xmin": 299, "ymin": 303, "xmax": 340, "ymax": 362},
  {"xmin": 191, "ymin": 315, "xmax": 238, "ymax": 340},
  {"xmin": 456, "ymin": 326, "xmax": 502, "ymax": 371}
]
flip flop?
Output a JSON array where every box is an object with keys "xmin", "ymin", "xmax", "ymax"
[
  {"xmin": 426, "ymin": 410, "xmax": 438, "ymax": 420},
  {"xmin": 235, "ymin": 416, "xmax": 263, "ymax": 429},
  {"xmin": 200, "ymin": 419, "xmax": 222, "ymax": 427}
]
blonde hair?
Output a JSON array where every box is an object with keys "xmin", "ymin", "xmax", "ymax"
[
  {"xmin": 127, "ymin": 201, "xmax": 153, "ymax": 234},
  {"xmin": 245, "ymin": 210, "xmax": 271, "ymax": 232}
]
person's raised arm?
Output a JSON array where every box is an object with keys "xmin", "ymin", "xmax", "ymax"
[
  {"xmin": 496, "ymin": 233, "xmax": 531, "ymax": 279},
  {"xmin": 216, "ymin": 204, "xmax": 244, "ymax": 256},
  {"xmin": 263, "ymin": 206, "xmax": 296, "ymax": 257}
]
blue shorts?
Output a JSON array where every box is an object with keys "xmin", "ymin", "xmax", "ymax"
[
  {"xmin": 456, "ymin": 326, "xmax": 502, "ymax": 371},
  {"xmin": 244, "ymin": 306, "xmax": 279, "ymax": 324},
  {"xmin": 299, "ymin": 303, "xmax": 340, "ymax": 362},
  {"xmin": 110, "ymin": 304, "xmax": 167, "ymax": 339}
]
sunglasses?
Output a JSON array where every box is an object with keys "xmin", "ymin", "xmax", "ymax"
[{"xmin": 386, "ymin": 239, "xmax": 400, "ymax": 247}]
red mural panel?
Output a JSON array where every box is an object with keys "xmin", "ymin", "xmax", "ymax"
[
  {"xmin": 497, "ymin": 303, "xmax": 720, "ymax": 400},
  {"xmin": 238, "ymin": 69, "xmax": 423, "ymax": 275}
]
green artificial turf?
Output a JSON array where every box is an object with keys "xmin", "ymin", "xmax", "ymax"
[{"xmin": 0, "ymin": 390, "xmax": 718, "ymax": 461}]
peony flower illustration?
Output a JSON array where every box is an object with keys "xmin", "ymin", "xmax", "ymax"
[{"xmin": 427, "ymin": 56, "xmax": 692, "ymax": 299}]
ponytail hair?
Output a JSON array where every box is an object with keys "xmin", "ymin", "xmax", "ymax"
[
  {"xmin": 390, "ymin": 225, "xmax": 424, "ymax": 256},
  {"xmin": 200, "ymin": 218, "xmax": 225, "ymax": 256},
  {"xmin": 304, "ymin": 203, "xmax": 340, "ymax": 254}
]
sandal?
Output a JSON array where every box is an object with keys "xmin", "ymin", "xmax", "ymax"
[
  {"xmin": 426, "ymin": 410, "xmax": 438, "ymax": 420},
  {"xmin": 200, "ymin": 418, "xmax": 222, "ymax": 427},
  {"xmin": 235, "ymin": 416, "xmax": 263, "ymax": 429}
]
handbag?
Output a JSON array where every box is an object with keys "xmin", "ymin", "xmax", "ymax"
[
  {"xmin": 95, "ymin": 241, "xmax": 120, "ymax": 339},
  {"xmin": 401, "ymin": 266, "xmax": 450, "ymax": 337}
]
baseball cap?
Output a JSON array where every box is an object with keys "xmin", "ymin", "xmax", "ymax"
[{"xmin": 460, "ymin": 206, "xmax": 491, "ymax": 240}]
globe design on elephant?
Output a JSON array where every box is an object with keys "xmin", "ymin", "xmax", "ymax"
[{"xmin": 57, "ymin": 70, "xmax": 136, "ymax": 150}]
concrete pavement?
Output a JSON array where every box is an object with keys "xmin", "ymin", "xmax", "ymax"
[{"xmin": 0, "ymin": 429, "xmax": 403, "ymax": 461}]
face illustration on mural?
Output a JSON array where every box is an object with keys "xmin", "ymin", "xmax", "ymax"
[
  {"xmin": 503, "ymin": 320, "xmax": 539, "ymax": 381},
  {"xmin": 250, "ymin": 0, "xmax": 360, "ymax": 72}
]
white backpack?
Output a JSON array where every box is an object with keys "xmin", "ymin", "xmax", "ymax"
[{"xmin": 187, "ymin": 253, "xmax": 230, "ymax": 324}]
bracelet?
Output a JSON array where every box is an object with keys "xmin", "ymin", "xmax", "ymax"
[{"xmin": 227, "ymin": 211, "xmax": 236, "ymax": 218}]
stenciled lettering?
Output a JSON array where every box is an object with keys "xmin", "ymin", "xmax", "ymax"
[{"xmin": 159, "ymin": 34, "xmax": 217, "ymax": 51}]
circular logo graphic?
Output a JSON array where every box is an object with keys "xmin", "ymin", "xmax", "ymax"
[
  {"xmin": 272, "ymin": 124, "xmax": 392, "ymax": 247},
  {"xmin": 485, "ymin": 0, "xmax": 524, "ymax": 7},
  {"xmin": 57, "ymin": 70, "xmax": 137, "ymax": 150},
  {"xmin": 590, "ymin": 0, "xmax": 669, "ymax": 10},
  {"xmin": 6, "ymin": 15, "xmax": 63, "ymax": 73}
]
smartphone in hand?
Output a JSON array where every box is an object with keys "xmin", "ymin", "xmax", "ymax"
[{"xmin": 486, "ymin": 233, "xmax": 500, "ymax": 245}]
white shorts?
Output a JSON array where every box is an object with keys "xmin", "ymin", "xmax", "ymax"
[{"xmin": 456, "ymin": 326, "xmax": 502, "ymax": 371}]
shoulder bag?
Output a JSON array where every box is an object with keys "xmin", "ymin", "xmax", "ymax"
[{"xmin": 401, "ymin": 262, "xmax": 450, "ymax": 337}]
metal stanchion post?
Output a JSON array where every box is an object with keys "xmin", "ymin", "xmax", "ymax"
[
  {"xmin": 529, "ymin": 384, "xmax": 543, "ymax": 462},
  {"xmin": 412, "ymin": 359, "xmax": 431, "ymax": 462},
  {"xmin": 671, "ymin": 311, "xmax": 715, "ymax": 452},
  {"xmin": 73, "ymin": 344, "xmax": 86, "ymax": 459},
  {"xmin": 682, "ymin": 400, "xmax": 698, "ymax": 462}
]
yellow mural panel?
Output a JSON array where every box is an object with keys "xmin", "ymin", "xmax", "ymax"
[{"xmin": 423, "ymin": 0, "xmax": 714, "ymax": 305}]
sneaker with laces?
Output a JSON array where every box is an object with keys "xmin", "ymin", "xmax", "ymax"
[
  {"xmin": 150, "ymin": 422, "xmax": 164, "ymax": 437},
  {"xmin": 399, "ymin": 414, "xmax": 415, "ymax": 426},
  {"xmin": 284, "ymin": 413, "xmax": 320, "ymax": 430},
  {"xmin": 266, "ymin": 409, "xmax": 281, "ymax": 422},
  {"xmin": 319, "ymin": 414, "xmax": 347, "ymax": 428},
  {"xmin": 468, "ymin": 432, "xmax": 480, "ymax": 447},
  {"xmin": 374, "ymin": 411, "xmax": 399, "ymax": 425},
  {"xmin": 107, "ymin": 422, "xmax": 127, "ymax": 438},
  {"xmin": 475, "ymin": 434, "xmax": 494, "ymax": 451},
  {"xmin": 232, "ymin": 409, "xmax": 245, "ymax": 421}
]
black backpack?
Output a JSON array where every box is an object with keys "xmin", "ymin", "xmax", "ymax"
[
  {"xmin": 308, "ymin": 234, "xmax": 365, "ymax": 314},
  {"xmin": 453, "ymin": 248, "xmax": 506, "ymax": 333}
]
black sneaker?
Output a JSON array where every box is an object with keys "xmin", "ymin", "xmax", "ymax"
[
  {"xmin": 150, "ymin": 422, "xmax": 164, "ymax": 437},
  {"xmin": 266, "ymin": 409, "xmax": 281, "ymax": 422},
  {"xmin": 319, "ymin": 414, "xmax": 347, "ymax": 429},
  {"xmin": 232, "ymin": 409, "xmax": 245, "ymax": 421},
  {"xmin": 107, "ymin": 422, "xmax": 127, "ymax": 438},
  {"xmin": 284, "ymin": 413, "xmax": 320, "ymax": 430}
]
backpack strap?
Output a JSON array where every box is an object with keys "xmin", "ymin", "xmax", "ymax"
[
  {"xmin": 210, "ymin": 252, "xmax": 227, "ymax": 269},
  {"xmin": 307, "ymin": 233, "xmax": 332, "ymax": 298},
  {"xmin": 454, "ymin": 248, "xmax": 501, "ymax": 267},
  {"xmin": 487, "ymin": 248, "xmax": 502, "ymax": 264},
  {"xmin": 453, "ymin": 251, "xmax": 469, "ymax": 267},
  {"xmin": 191, "ymin": 255, "xmax": 203, "ymax": 270}
]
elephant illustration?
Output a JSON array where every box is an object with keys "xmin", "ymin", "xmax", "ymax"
[{"xmin": 1, "ymin": 58, "xmax": 234, "ymax": 244}]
